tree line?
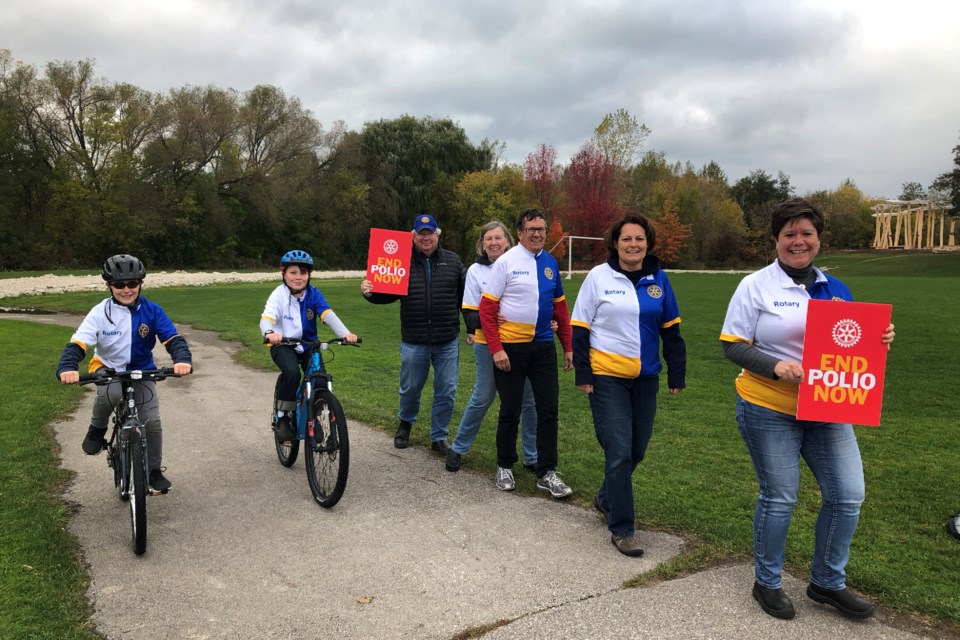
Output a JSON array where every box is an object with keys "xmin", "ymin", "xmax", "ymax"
[{"xmin": 2, "ymin": 51, "xmax": 956, "ymax": 271}]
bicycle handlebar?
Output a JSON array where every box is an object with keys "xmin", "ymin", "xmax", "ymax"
[
  {"xmin": 263, "ymin": 337, "xmax": 362, "ymax": 348},
  {"xmin": 78, "ymin": 367, "xmax": 183, "ymax": 386}
]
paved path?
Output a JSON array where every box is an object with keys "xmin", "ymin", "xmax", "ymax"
[{"xmin": 4, "ymin": 314, "xmax": 936, "ymax": 639}]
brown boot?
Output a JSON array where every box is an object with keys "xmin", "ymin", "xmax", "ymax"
[{"xmin": 611, "ymin": 534, "xmax": 644, "ymax": 557}]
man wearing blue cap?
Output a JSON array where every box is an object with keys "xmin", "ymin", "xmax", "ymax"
[{"xmin": 361, "ymin": 214, "xmax": 467, "ymax": 453}]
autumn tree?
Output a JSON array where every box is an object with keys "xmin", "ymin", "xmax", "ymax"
[
  {"xmin": 562, "ymin": 141, "xmax": 622, "ymax": 241},
  {"xmin": 651, "ymin": 194, "xmax": 691, "ymax": 266},
  {"xmin": 449, "ymin": 169, "xmax": 521, "ymax": 257},
  {"xmin": 593, "ymin": 108, "xmax": 650, "ymax": 170},
  {"xmin": 809, "ymin": 181, "xmax": 874, "ymax": 249},
  {"xmin": 523, "ymin": 144, "xmax": 562, "ymax": 214},
  {"xmin": 545, "ymin": 219, "xmax": 567, "ymax": 260}
]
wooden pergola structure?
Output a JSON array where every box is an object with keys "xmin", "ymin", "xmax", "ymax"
[{"xmin": 872, "ymin": 200, "xmax": 957, "ymax": 250}]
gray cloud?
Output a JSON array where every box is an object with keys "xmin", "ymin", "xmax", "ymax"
[{"xmin": 4, "ymin": 0, "xmax": 957, "ymax": 198}]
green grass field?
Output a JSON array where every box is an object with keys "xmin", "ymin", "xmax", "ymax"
[{"xmin": 2, "ymin": 250, "xmax": 959, "ymax": 637}]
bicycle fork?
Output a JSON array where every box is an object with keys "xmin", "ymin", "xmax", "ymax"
[{"xmin": 302, "ymin": 380, "xmax": 332, "ymax": 450}]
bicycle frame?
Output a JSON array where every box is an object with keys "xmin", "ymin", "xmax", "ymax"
[
  {"xmin": 269, "ymin": 339, "xmax": 341, "ymax": 441},
  {"xmin": 293, "ymin": 348, "xmax": 333, "ymax": 439},
  {"xmin": 107, "ymin": 377, "xmax": 162, "ymax": 497}
]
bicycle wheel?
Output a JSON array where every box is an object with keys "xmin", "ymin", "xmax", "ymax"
[
  {"xmin": 272, "ymin": 391, "xmax": 300, "ymax": 467},
  {"xmin": 305, "ymin": 390, "xmax": 349, "ymax": 508},
  {"xmin": 275, "ymin": 427, "xmax": 300, "ymax": 467},
  {"xmin": 128, "ymin": 430, "xmax": 148, "ymax": 555}
]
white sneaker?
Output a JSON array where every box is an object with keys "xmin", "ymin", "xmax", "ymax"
[
  {"xmin": 537, "ymin": 470, "xmax": 572, "ymax": 498},
  {"xmin": 495, "ymin": 466, "xmax": 515, "ymax": 491}
]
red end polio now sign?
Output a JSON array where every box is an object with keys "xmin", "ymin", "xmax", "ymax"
[
  {"xmin": 797, "ymin": 299, "xmax": 892, "ymax": 426},
  {"xmin": 366, "ymin": 228, "xmax": 412, "ymax": 295}
]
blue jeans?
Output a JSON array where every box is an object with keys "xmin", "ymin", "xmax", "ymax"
[
  {"xmin": 588, "ymin": 374, "xmax": 659, "ymax": 537},
  {"xmin": 451, "ymin": 341, "xmax": 537, "ymax": 464},
  {"xmin": 736, "ymin": 395, "xmax": 865, "ymax": 590},
  {"xmin": 398, "ymin": 338, "xmax": 459, "ymax": 442}
]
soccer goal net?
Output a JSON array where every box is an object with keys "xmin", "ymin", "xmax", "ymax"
[{"xmin": 548, "ymin": 235, "xmax": 604, "ymax": 279}]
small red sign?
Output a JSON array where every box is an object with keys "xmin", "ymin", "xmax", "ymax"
[
  {"xmin": 797, "ymin": 299, "xmax": 892, "ymax": 426},
  {"xmin": 366, "ymin": 228, "xmax": 412, "ymax": 295}
]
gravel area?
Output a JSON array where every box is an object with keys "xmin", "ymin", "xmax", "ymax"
[
  {"xmin": 0, "ymin": 267, "xmax": 747, "ymax": 301},
  {"xmin": 0, "ymin": 270, "xmax": 366, "ymax": 300}
]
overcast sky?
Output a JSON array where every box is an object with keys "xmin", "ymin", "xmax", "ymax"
[{"xmin": 4, "ymin": 0, "xmax": 958, "ymax": 199}]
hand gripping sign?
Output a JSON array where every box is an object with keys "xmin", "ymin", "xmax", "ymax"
[
  {"xmin": 797, "ymin": 299, "xmax": 892, "ymax": 426},
  {"xmin": 366, "ymin": 228, "xmax": 412, "ymax": 295}
]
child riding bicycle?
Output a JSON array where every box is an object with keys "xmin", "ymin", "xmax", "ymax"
[
  {"xmin": 56, "ymin": 254, "xmax": 193, "ymax": 491},
  {"xmin": 260, "ymin": 250, "xmax": 358, "ymax": 440}
]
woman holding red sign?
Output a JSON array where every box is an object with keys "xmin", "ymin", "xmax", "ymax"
[{"xmin": 720, "ymin": 198, "xmax": 895, "ymax": 621}]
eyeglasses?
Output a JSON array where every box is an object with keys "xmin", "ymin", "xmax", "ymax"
[
  {"xmin": 109, "ymin": 280, "xmax": 142, "ymax": 290},
  {"xmin": 523, "ymin": 226, "xmax": 547, "ymax": 235}
]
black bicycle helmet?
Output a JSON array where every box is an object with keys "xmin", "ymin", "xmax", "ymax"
[
  {"xmin": 101, "ymin": 254, "xmax": 146, "ymax": 282},
  {"xmin": 280, "ymin": 250, "xmax": 314, "ymax": 269}
]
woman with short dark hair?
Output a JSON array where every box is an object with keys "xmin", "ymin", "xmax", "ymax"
[{"xmin": 721, "ymin": 197, "xmax": 895, "ymax": 620}]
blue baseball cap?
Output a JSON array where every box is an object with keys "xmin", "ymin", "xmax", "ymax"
[{"xmin": 413, "ymin": 214, "xmax": 438, "ymax": 232}]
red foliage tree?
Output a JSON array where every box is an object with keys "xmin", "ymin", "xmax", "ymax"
[
  {"xmin": 562, "ymin": 141, "xmax": 622, "ymax": 263},
  {"xmin": 653, "ymin": 195, "xmax": 692, "ymax": 266},
  {"xmin": 523, "ymin": 144, "xmax": 562, "ymax": 215}
]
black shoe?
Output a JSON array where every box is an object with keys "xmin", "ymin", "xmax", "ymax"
[
  {"xmin": 394, "ymin": 421, "xmax": 411, "ymax": 449},
  {"xmin": 947, "ymin": 513, "xmax": 960, "ymax": 540},
  {"xmin": 81, "ymin": 426, "xmax": 108, "ymax": 455},
  {"xmin": 594, "ymin": 496, "xmax": 609, "ymax": 521},
  {"xmin": 445, "ymin": 449, "xmax": 462, "ymax": 472},
  {"xmin": 752, "ymin": 582, "xmax": 795, "ymax": 619},
  {"xmin": 273, "ymin": 416, "xmax": 296, "ymax": 441},
  {"xmin": 430, "ymin": 439, "xmax": 450, "ymax": 454},
  {"xmin": 149, "ymin": 469, "xmax": 172, "ymax": 492},
  {"xmin": 523, "ymin": 462, "xmax": 537, "ymax": 472},
  {"xmin": 806, "ymin": 583, "xmax": 875, "ymax": 619}
]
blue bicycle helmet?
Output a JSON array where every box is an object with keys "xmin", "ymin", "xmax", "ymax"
[{"xmin": 280, "ymin": 250, "xmax": 314, "ymax": 269}]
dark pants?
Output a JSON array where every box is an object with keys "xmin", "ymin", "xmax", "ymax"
[
  {"xmin": 588, "ymin": 374, "xmax": 659, "ymax": 537},
  {"xmin": 493, "ymin": 341, "xmax": 559, "ymax": 478},
  {"xmin": 271, "ymin": 345, "xmax": 311, "ymax": 406}
]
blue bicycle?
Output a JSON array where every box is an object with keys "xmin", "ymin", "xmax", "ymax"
[{"xmin": 269, "ymin": 337, "xmax": 359, "ymax": 508}]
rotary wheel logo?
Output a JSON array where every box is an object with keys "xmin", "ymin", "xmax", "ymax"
[
  {"xmin": 306, "ymin": 309, "xmax": 315, "ymax": 321},
  {"xmin": 831, "ymin": 318, "xmax": 861, "ymax": 348},
  {"xmin": 647, "ymin": 285, "xmax": 663, "ymax": 299},
  {"xmin": 138, "ymin": 323, "xmax": 150, "ymax": 338},
  {"xmin": 383, "ymin": 239, "xmax": 399, "ymax": 255},
  {"xmin": 543, "ymin": 267, "xmax": 554, "ymax": 280}
]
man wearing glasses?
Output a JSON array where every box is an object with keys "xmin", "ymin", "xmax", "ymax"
[
  {"xmin": 479, "ymin": 209, "xmax": 574, "ymax": 498},
  {"xmin": 56, "ymin": 254, "xmax": 193, "ymax": 491}
]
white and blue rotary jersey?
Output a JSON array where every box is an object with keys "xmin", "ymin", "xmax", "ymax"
[
  {"xmin": 720, "ymin": 260, "xmax": 853, "ymax": 415},
  {"xmin": 572, "ymin": 262, "xmax": 681, "ymax": 379},
  {"xmin": 68, "ymin": 297, "xmax": 183, "ymax": 372},
  {"xmin": 260, "ymin": 284, "xmax": 335, "ymax": 348}
]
